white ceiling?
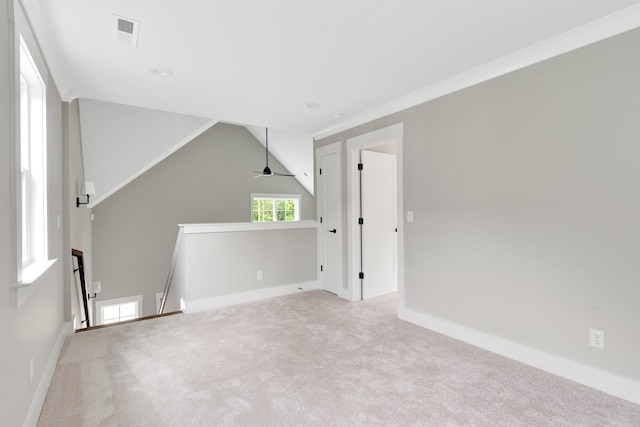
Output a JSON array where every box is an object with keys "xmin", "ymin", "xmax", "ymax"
[{"xmin": 21, "ymin": 0, "xmax": 640, "ymax": 138}]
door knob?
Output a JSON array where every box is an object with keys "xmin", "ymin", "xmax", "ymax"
[{"xmin": 328, "ymin": 229, "xmax": 337, "ymax": 234}]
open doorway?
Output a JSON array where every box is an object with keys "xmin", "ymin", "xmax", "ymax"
[{"xmin": 346, "ymin": 123, "xmax": 404, "ymax": 304}]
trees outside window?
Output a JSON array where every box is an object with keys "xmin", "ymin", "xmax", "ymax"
[{"xmin": 252, "ymin": 194, "xmax": 300, "ymax": 222}]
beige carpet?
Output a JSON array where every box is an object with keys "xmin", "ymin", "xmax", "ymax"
[{"xmin": 38, "ymin": 290, "xmax": 640, "ymax": 426}]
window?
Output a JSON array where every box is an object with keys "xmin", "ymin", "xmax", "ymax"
[
  {"xmin": 18, "ymin": 34, "xmax": 47, "ymax": 270},
  {"xmin": 102, "ymin": 302, "xmax": 136, "ymax": 324},
  {"xmin": 95, "ymin": 295, "xmax": 143, "ymax": 325},
  {"xmin": 252, "ymin": 194, "xmax": 300, "ymax": 222}
]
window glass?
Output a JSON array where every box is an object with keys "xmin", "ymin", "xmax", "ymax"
[
  {"xmin": 103, "ymin": 305, "xmax": 120, "ymax": 324},
  {"xmin": 252, "ymin": 194, "xmax": 300, "ymax": 222},
  {"xmin": 99, "ymin": 299, "xmax": 141, "ymax": 325},
  {"xmin": 120, "ymin": 302, "xmax": 136, "ymax": 319}
]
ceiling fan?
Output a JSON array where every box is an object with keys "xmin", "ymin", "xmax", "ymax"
[{"xmin": 253, "ymin": 128, "xmax": 295, "ymax": 178}]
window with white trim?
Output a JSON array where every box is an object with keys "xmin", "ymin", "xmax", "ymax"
[
  {"xmin": 19, "ymin": 34, "xmax": 47, "ymax": 270},
  {"xmin": 95, "ymin": 295, "xmax": 143, "ymax": 325},
  {"xmin": 251, "ymin": 194, "xmax": 300, "ymax": 222}
]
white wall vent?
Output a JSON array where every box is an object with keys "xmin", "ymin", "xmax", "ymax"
[{"xmin": 113, "ymin": 15, "xmax": 140, "ymax": 47}]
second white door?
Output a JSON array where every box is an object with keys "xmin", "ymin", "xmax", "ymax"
[{"xmin": 361, "ymin": 149, "xmax": 397, "ymax": 299}]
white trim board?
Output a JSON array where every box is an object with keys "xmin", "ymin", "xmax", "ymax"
[
  {"xmin": 184, "ymin": 281, "xmax": 319, "ymax": 313},
  {"xmin": 398, "ymin": 306, "xmax": 640, "ymax": 406},
  {"xmin": 180, "ymin": 219, "xmax": 317, "ymax": 234},
  {"xmin": 313, "ymin": 4, "xmax": 640, "ymax": 140}
]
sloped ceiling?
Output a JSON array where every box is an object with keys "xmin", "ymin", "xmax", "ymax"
[
  {"xmin": 245, "ymin": 126, "xmax": 313, "ymax": 195},
  {"xmin": 79, "ymin": 99, "xmax": 217, "ymax": 206},
  {"xmin": 79, "ymin": 100, "xmax": 311, "ymax": 203}
]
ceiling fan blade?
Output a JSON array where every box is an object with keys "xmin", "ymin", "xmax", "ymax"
[{"xmin": 273, "ymin": 172, "xmax": 295, "ymax": 177}]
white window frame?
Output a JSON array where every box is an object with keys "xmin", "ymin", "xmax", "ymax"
[
  {"xmin": 19, "ymin": 35, "xmax": 47, "ymax": 270},
  {"xmin": 95, "ymin": 295, "xmax": 143, "ymax": 326},
  {"xmin": 11, "ymin": 4, "xmax": 55, "ymax": 306},
  {"xmin": 251, "ymin": 193, "xmax": 301, "ymax": 222}
]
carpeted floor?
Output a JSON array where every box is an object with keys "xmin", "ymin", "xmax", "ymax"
[{"xmin": 38, "ymin": 290, "xmax": 640, "ymax": 426}]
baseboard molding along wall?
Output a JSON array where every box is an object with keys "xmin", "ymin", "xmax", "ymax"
[
  {"xmin": 398, "ymin": 306, "xmax": 640, "ymax": 406},
  {"xmin": 185, "ymin": 281, "xmax": 320, "ymax": 313},
  {"xmin": 23, "ymin": 321, "xmax": 74, "ymax": 427}
]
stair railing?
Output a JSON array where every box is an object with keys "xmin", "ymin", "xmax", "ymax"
[{"xmin": 158, "ymin": 227, "xmax": 184, "ymax": 314}]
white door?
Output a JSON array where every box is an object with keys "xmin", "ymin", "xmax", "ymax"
[
  {"xmin": 361, "ymin": 150, "xmax": 397, "ymax": 299},
  {"xmin": 317, "ymin": 143, "xmax": 343, "ymax": 295}
]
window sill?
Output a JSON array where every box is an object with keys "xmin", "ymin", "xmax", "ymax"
[{"xmin": 12, "ymin": 258, "xmax": 58, "ymax": 306}]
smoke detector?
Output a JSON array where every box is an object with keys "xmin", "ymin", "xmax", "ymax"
[{"xmin": 113, "ymin": 15, "xmax": 140, "ymax": 47}]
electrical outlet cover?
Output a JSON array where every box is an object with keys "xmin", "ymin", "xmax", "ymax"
[{"xmin": 589, "ymin": 328, "xmax": 605, "ymax": 349}]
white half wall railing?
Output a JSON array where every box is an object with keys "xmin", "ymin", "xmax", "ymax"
[{"xmin": 160, "ymin": 220, "xmax": 318, "ymax": 314}]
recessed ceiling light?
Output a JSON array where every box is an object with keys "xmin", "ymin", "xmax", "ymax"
[
  {"xmin": 332, "ymin": 112, "xmax": 344, "ymax": 119},
  {"xmin": 152, "ymin": 68, "xmax": 173, "ymax": 77},
  {"xmin": 304, "ymin": 102, "xmax": 320, "ymax": 110}
]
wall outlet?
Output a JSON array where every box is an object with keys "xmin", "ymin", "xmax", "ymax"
[
  {"xmin": 589, "ymin": 328, "xmax": 605, "ymax": 349},
  {"xmin": 29, "ymin": 357, "xmax": 34, "ymax": 383},
  {"xmin": 257, "ymin": 270, "xmax": 263, "ymax": 280}
]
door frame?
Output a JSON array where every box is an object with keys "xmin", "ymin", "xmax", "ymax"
[
  {"xmin": 315, "ymin": 141, "xmax": 346, "ymax": 297},
  {"xmin": 346, "ymin": 123, "xmax": 404, "ymax": 302}
]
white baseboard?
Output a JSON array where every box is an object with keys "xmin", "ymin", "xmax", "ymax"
[
  {"xmin": 398, "ymin": 306, "xmax": 640, "ymax": 406},
  {"xmin": 23, "ymin": 321, "xmax": 73, "ymax": 427},
  {"xmin": 185, "ymin": 281, "xmax": 319, "ymax": 313},
  {"xmin": 338, "ymin": 288, "xmax": 358, "ymax": 301}
]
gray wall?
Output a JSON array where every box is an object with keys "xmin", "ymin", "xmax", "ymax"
[
  {"xmin": 63, "ymin": 99, "xmax": 93, "ymax": 327},
  {"xmin": 1, "ymin": 2, "xmax": 10, "ymax": 416},
  {"xmin": 316, "ymin": 28, "xmax": 640, "ymax": 381},
  {"xmin": 1, "ymin": 1, "xmax": 70, "ymax": 423},
  {"xmin": 92, "ymin": 123, "xmax": 315, "ymax": 317},
  {"xmin": 183, "ymin": 227, "xmax": 317, "ymax": 302}
]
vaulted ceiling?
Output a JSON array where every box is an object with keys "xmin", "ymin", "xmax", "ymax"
[{"xmin": 20, "ymin": 0, "xmax": 640, "ymax": 202}]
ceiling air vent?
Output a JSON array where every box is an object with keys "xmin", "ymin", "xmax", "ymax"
[{"xmin": 113, "ymin": 15, "xmax": 140, "ymax": 47}]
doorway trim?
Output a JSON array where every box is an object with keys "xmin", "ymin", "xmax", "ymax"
[{"xmin": 346, "ymin": 123, "xmax": 404, "ymax": 302}]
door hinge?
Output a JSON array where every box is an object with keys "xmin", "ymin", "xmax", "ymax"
[
  {"xmin": 319, "ymin": 168, "xmax": 322, "ymax": 175},
  {"xmin": 357, "ymin": 163, "xmax": 363, "ymax": 171},
  {"xmin": 321, "ymin": 265, "xmax": 324, "ymax": 272},
  {"xmin": 358, "ymin": 217, "xmax": 364, "ymax": 225},
  {"xmin": 359, "ymin": 272, "xmax": 364, "ymax": 280},
  {"xmin": 320, "ymin": 217, "xmax": 323, "ymax": 224}
]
